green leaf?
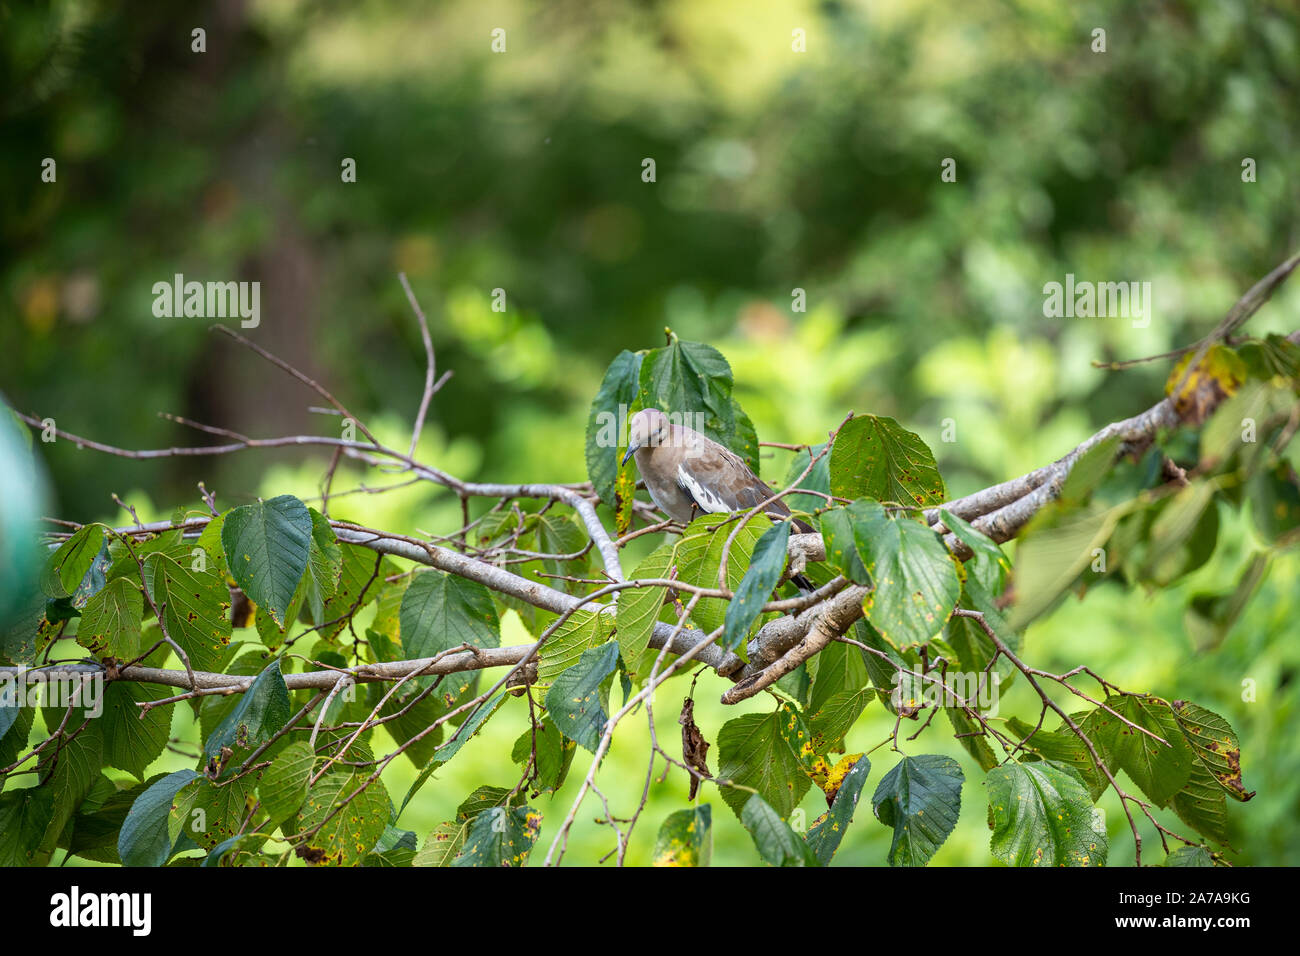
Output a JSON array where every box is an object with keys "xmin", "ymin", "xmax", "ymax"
[
  {"xmin": 74, "ymin": 576, "xmax": 144, "ymax": 659},
  {"xmin": 674, "ymin": 513, "xmax": 771, "ymax": 636},
  {"xmin": 202, "ymin": 658, "xmax": 292, "ymax": 766},
  {"xmin": 295, "ymin": 771, "xmax": 390, "ymax": 866},
  {"xmin": 259, "ymin": 741, "xmax": 315, "ymax": 828},
  {"xmin": 1170, "ymin": 701, "xmax": 1253, "ymax": 802},
  {"xmin": 986, "ymin": 760, "xmax": 1107, "ymax": 866},
  {"xmin": 202, "ymin": 833, "xmax": 272, "ymax": 867},
  {"xmin": 221, "ymin": 495, "xmax": 313, "ymax": 628},
  {"xmin": 1008, "ymin": 502, "xmax": 1123, "ymax": 629},
  {"xmin": 399, "ymin": 570, "xmax": 500, "ymax": 659},
  {"xmin": 652, "ymin": 805, "xmax": 713, "ymax": 866},
  {"xmin": 1080, "ymin": 696, "xmax": 1193, "ymax": 807},
  {"xmin": 871, "ymin": 754, "xmax": 963, "ymax": 866},
  {"xmin": 946, "ymin": 708, "xmax": 999, "ymax": 772},
  {"xmin": 585, "ymin": 349, "xmax": 644, "ymax": 506},
  {"xmin": 806, "ymin": 640, "xmax": 871, "ymax": 753},
  {"xmin": 1184, "ymin": 553, "xmax": 1269, "ymax": 651},
  {"xmin": 35, "ymin": 716, "xmax": 104, "ymax": 861},
  {"xmin": 377, "ymin": 690, "xmax": 445, "ymax": 768},
  {"xmin": 942, "ymin": 588, "xmax": 1016, "ymax": 681},
  {"xmin": 1241, "ymin": 332, "xmax": 1300, "ymax": 381},
  {"xmin": 636, "ymin": 336, "xmax": 759, "ymax": 471},
  {"xmin": 300, "ymin": 508, "xmax": 343, "ymax": 623},
  {"xmin": 0, "ymin": 788, "xmax": 55, "ymax": 866},
  {"xmin": 781, "ymin": 442, "xmax": 831, "ymax": 516},
  {"xmin": 1169, "ymin": 760, "xmax": 1231, "ymax": 847},
  {"xmin": 1165, "ymin": 845, "xmax": 1215, "ymax": 867},
  {"xmin": 1249, "ymin": 459, "xmax": 1300, "ymax": 542},
  {"xmin": 1200, "ymin": 378, "xmax": 1291, "ymax": 467},
  {"xmin": 0, "ymin": 687, "xmax": 20, "ymax": 746},
  {"xmin": 314, "ymin": 545, "xmax": 387, "ymax": 642},
  {"xmin": 118, "ymin": 769, "xmax": 199, "ymax": 867},
  {"xmin": 511, "ymin": 717, "xmax": 577, "ymax": 795},
  {"xmin": 722, "ymin": 520, "xmax": 791, "ymax": 651},
  {"xmin": 414, "ymin": 821, "xmax": 469, "ymax": 867},
  {"xmin": 171, "ymin": 772, "xmax": 260, "ymax": 851},
  {"xmin": 806, "ymin": 754, "xmax": 871, "ymax": 865},
  {"xmin": 1004, "ymin": 716, "xmax": 1109, "ymax": 800},
  {"xmin": 1167, "ymin": 701, "xmax": 1253, "ymax": 847},
  {"xmin": 1059, "ymin": 434, "xmax": 1122, "ymax": 506},
  {"xmin": 819, "ymin": 505, "xmax": 870, "ymax": 586},
  {"xmin": 545, "ymin": 641, "xmax": 620, "ymax": 752},
  {"xmin": 939, "ymin": 509, "xmax": 1010, "ymax": 592},
  {"xmin": 716, "ymin": 710, "xmax": 811, "ymax": 820},
  {"xmin": 65, "ymin": 775, "xmax": 156, "ymax": 864},
  {"xmin": 451, "ymin": 805, "xmax": 544, "ymax": 867},
  {"xmin": 101, "ymin": 681, "xmax": 173, "ymax": 779},
  {"xmin": 537, "ymin": 609, "xmax": 611, "ymax": 690},
  {"xmin": 617, "ymin": 540, "xmax": 677, "ymax": 681},
  {"xmin": 41, "ymin": 525, "xmax": 105, "ymax": 599},
  {"xmin": 0, "ymin": 691, "xmax": 33, "ymax": 767},
  {"xmin": 365, "ymin": 824, "xmax": 418, "ymax": 867},
  {"xmin": 740, "ymin": 795, "xmax": 819, "ymax": 866},
  {"xmin": 1, "ymin": 591, "xmax": 50, "ymax": 665},
  {"xmin": 142, "ymin": 553, "xmax": 233, "ymax": 671},
  {"xmin": 845, "ymin": 500, "xmax": 960, "ymax": 648},
  {"xmin": 829, "ymin": 415, "xmax": 944, "ymax": 507}
]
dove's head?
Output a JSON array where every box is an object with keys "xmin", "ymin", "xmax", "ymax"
[{"xmin": 623, "ymin": 407, "xmax": 671, "ymax": 464}]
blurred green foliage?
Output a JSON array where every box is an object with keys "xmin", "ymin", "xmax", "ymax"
[{"xmin": 4, "ymin": 0, "xmax": 1299, "ymax": 865}]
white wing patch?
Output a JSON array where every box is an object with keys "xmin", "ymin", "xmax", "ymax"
[{"xmin": 677, "ymin": 463, "xmax": 730, "ymax": 514}]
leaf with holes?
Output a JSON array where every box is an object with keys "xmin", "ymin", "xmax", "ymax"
[
  {"xmin": 295, "ymin": 771, "xmax": 390, "ymax": 866},
  {"xmin": 142, "ymin": 553, "xmax": 232, "ymax": 671},
  {"xmin": 75, "ymin": 576, "xmax": 143, "ymax": 660}
]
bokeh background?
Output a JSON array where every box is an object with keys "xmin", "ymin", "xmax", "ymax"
[{"xmin": 3, "ymin": 0, "xmax": 1299, "ymax": 865}]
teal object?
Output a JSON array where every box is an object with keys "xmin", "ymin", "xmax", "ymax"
[{"xmin": 0, "ymin": 400, "xmax": 49, "ymax": 630}]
